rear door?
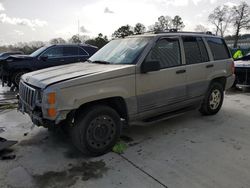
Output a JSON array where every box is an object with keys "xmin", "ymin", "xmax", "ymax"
[
  {"xmin": 182, "ymin": 36, "xmax": 211, "ymax": 98},
  {"xmin": 136, "ymin": 37, "xmax": 187, "ymax": 116},
  {"xmin": 63, "ymin": 46, "xmax": 79, "ymax": 64},
  {"xmin": 205, "ymin": 37, "xmax": 232, "ymax": 78}
]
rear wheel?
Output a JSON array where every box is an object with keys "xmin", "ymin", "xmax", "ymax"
[
  {"xmin": 71, "ymin": 105, "xmax": 121, "ymax": 156},
  {"xmin": 200, "ymin": 82, "xmax": 224, "ymax": 115}
]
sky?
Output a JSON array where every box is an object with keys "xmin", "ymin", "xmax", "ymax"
[{"xmin": 0, "ymin": 0, "xmax": 249, "ymax": 45}]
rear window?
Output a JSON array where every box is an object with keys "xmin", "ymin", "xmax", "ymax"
[
  {"xmin": 183, "ymin": 36, "xmax": 209, "ymax": 64},
  {"xmin": 206, "ymin": 38, "xmax": 230, "ymax": 60}
]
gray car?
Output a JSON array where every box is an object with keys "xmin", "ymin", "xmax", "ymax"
[{"xmin": 18, "ymin": 32, "xmax": 235, "ymax": 156}]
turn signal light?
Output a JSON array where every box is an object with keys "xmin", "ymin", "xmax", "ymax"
[
  {"xmin": 47, "ymin": 108, "xmax": 56, "ymax": 117},
  {"xmin": 48, "ymin": 92, "xmax": 56, "ymax": 104}
]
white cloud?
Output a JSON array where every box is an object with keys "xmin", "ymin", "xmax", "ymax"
[
  {"xmin": 80, "ymin": 25, "xmax": 88, "ymax": 33},
  {"xmin": 224, "ymin": 2, "xmax": 237, "ymax": 7},
  {"xmin": 104, "ymin": 7, "xmax": 114, "ymax": 14},
  {"xmin": 0, "ymin": 13, "xmax": 47, "ymax": 30},
  {"xmin": 14, "ymin": 30, "xmax": 24, "ymax": 36},
  {"xmin": 210, "ymin": 0, "xmax": 217, "ymax": 4},
  {"xmin": 164, "ymin": 0, "xmax": 189, "ymax": 6},
  {"xmin": 0, "ymin": 3, "xmax": 4, "ymax": 11},
  {"xmin": 192, "ymin": 0, "xmax": 203, "ymax": 5}
]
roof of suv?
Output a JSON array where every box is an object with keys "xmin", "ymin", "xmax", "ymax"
[
  {"xmin": 128, "ymin": 31, "xmax": 222, "ymax": 39},
  {"xmin": 50, "ymin": 44, "xmax": 98, "ymax": 49}
]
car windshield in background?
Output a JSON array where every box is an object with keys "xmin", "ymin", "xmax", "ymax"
[
  {"xmin": 89, "ymin": 37, "xmax": 151, "ymax": 64},
  {"xmin": 29, "ymin": 46, "xmax": 47, "ymax": 57}
]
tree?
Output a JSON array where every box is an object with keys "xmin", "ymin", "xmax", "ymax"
[
  {"xmin": 50, "ymin": 38, "xmax": 66, "ymax": 45},
  {"xmin": 134, "ymin": 23, "xmax": 146, "ymax": 34},
  {"xmin": 112, "ymin": 25, "xmax": 134, "ymax": 38},
  {"xmin": 153, "ymin": 16, "xmax": 172, "ymax": 32},
  {"xmin": 208, "ymin": 5, "xmax": 232, "ymax": 37},
  {"xmin": 231, "ymin": 2, "xmax": 250, "ymax": 47},
  {"xmin": 85, "ymin": 33, "xmax": 109, "ymax": 48},
  {"xmin": 195, "ymin": 24, "xmax": 209, "ymax": 32},
  {"xmin": 172, "ymin": 15, "xmax": 185, "ymax": 31},
  {"xmin": 68, "ymin": 35, "xmax": 89, "ymax": 44}
]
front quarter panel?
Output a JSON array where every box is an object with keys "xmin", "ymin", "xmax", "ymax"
[{"xmin": 42, "ymin": 66, "xmax": 137, "ymax": 121}]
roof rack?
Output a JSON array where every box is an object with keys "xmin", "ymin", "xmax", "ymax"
[{"xmin": 145, "ymin": 29, "xmax": 214, "ymax": 35}]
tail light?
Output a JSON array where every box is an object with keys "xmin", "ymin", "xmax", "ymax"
[{"xmin": 231, "ymin": 61, "xmax": 235, "ymax": 74}]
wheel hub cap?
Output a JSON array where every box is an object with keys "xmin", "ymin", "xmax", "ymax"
[
  {"xmin": 209, "ymin": 89, "xmax": 221, "ymax": 110},
  {"xmin": 86, "ymin": 115, "xmax": 116, "ymax": 149}
]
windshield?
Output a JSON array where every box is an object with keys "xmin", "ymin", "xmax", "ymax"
[
  {"xmin": 30, "ymin": 46, "xmax": 47, "ymax": 57},
  {"xmin": 89, "ymin": 37, "xmax": 151, "ymax": 64}
]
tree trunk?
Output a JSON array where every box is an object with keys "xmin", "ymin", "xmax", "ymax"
[{"xmin": 233, "ymin": 26, "xmax": 240, "ymax": 48}]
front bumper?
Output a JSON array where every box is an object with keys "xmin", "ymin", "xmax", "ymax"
[{"xmin": 235, "ymin": 67, "xmax": 250, "ymax": 87}]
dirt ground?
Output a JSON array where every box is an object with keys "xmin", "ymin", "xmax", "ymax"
[{"xmin": 0, "ymin": 86, "xmax": 250, "ymax": 188}]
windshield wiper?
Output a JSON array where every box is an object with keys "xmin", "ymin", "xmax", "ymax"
[{"xmin": 91, "ymin": 60, "xmax": 112, "ymax": 64}]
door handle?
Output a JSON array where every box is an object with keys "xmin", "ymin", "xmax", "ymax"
[
  {"xmin": 176, "ymin": 69, "xmax": 186, "ymax": 74},
  {"xmin": 60, "ymin": 59, "xmax": 65, "ymax": 62},
  {"xmin": 206, "ymin": 64, "xmax": 214, "ymax": 68}
]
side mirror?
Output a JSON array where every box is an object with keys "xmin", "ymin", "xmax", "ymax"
[
  {"xmin": 141, "ymin": 60, "xmax": 161, "ymax": 73},
  {"xmin": 40, "ymin": 55, "xmax": 48, "ymax": 61}
]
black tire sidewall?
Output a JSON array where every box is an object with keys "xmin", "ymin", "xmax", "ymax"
[
  {"xmin": 205, "ymin": 83, "xmax": 224, "ymax": 114},
  {"xmin": 73, "ymin": 105, "xmax": 121, "ymax": 156}
]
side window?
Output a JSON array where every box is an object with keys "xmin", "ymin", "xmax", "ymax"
[
  {"xmin": 79, "ymin": 47, "xmax": 88, "ymax": 56},
  {"xmin": 206, "ymin": 37, "xmax": 231, "ymax": 60},
  {"xmin": 43, "ymin": 47, "xmax": 63, "ymax": 58},
  {"xmin": 63, "ymin": 47, "xmax": 78, "ymax": 56},
  {"xmin": 182, "ymin": 36, "xmax": 209, "ymax": 64},
  {"xmin": 145, "ymin": 38, "xmax": 181, "ymax": 69}
]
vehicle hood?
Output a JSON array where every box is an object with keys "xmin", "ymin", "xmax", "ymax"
[
  {"xmin": 22, "ymin": 62, "xmax": 136, "ymax": 89},
  {"xmin": 234, "ymin": 60, "xmax": 250, "ymax": 68},
  {"xmin": 0, "ymin": 55, "xmax": 33, "ymax": 62}
]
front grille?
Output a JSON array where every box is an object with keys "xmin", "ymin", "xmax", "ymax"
[
  {"xmin": 235, "ymin": 67, "xmax": 250, "ymax": 86},
  {"xmin": 19, "ymin": 81, "xmax": 37, "ymax": 110}
]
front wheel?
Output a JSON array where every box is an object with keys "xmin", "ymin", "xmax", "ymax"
[
  {"xmin": 71, "ymin": 105, "xmax": 121, "ymax": 156},
  {"xmin": 200, "ymin": 82, "xmax": 224, "ymax": 115}
]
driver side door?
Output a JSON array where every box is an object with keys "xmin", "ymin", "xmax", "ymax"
[{"xmin": 136, "ymin": 37, "xmax": 187, "ymax": 118}]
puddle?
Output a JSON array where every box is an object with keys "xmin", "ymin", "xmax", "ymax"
[{"xmin": 33, "ymin": 160, "xmax": 107, "ymax": 188}]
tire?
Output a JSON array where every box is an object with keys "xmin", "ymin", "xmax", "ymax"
[
  {"xmin": 71, "ymin": 105, "xmax": 121, "ymax": 156},
  {"xmin": 199, "ymin": 82, "xmax": 224, "ymax": 115},
  {"xmin": 12, "ymin": 71, "xmax": 28, "ymax": 87}
]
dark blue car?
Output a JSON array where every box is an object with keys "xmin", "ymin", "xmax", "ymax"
[{"xmin": 0, "ymin": 44, "xmax": 98, "ymax": 87}]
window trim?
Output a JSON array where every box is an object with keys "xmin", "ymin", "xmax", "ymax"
[{"xmin": 38, "ymin": 46, "xmax": 90, "ymax": 60}]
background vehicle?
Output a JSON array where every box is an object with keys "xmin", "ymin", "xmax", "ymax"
[
  {"xmin": 0, "ymin": 44, "xmax": 98, "ymax": 87},
  {"xmin": 18, "ymin": 32, "xmax": 235, "ymax": 156},
  {"xmin": 234, "ymin": 53, "xmax": 250, "ymax": 87},
  {"xmin": 0, "ymin": 51, "xmax": 23, "ymax": 60}
]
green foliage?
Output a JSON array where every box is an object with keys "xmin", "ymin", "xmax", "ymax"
[
  {"xmin": 112, "ymin": 25, "xmax": 134, "ymax": 38},
  {"xmin": 112, "ymin": 141, "xmax": 127, "ymax": 154},
  {"xmin": 172, "ymin": 15, "xmax": 185, "ymax": 31},
  {"xmin": 134, "ymin": 23, "xmax": 146, "ymax": 35},
  {"xmin": 50, "ymin": 38, "xmax": 66, "ymax": 45},
  {"xmin": 85, "ymin": 33, "xmax": 109, "ymax": 48}
]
